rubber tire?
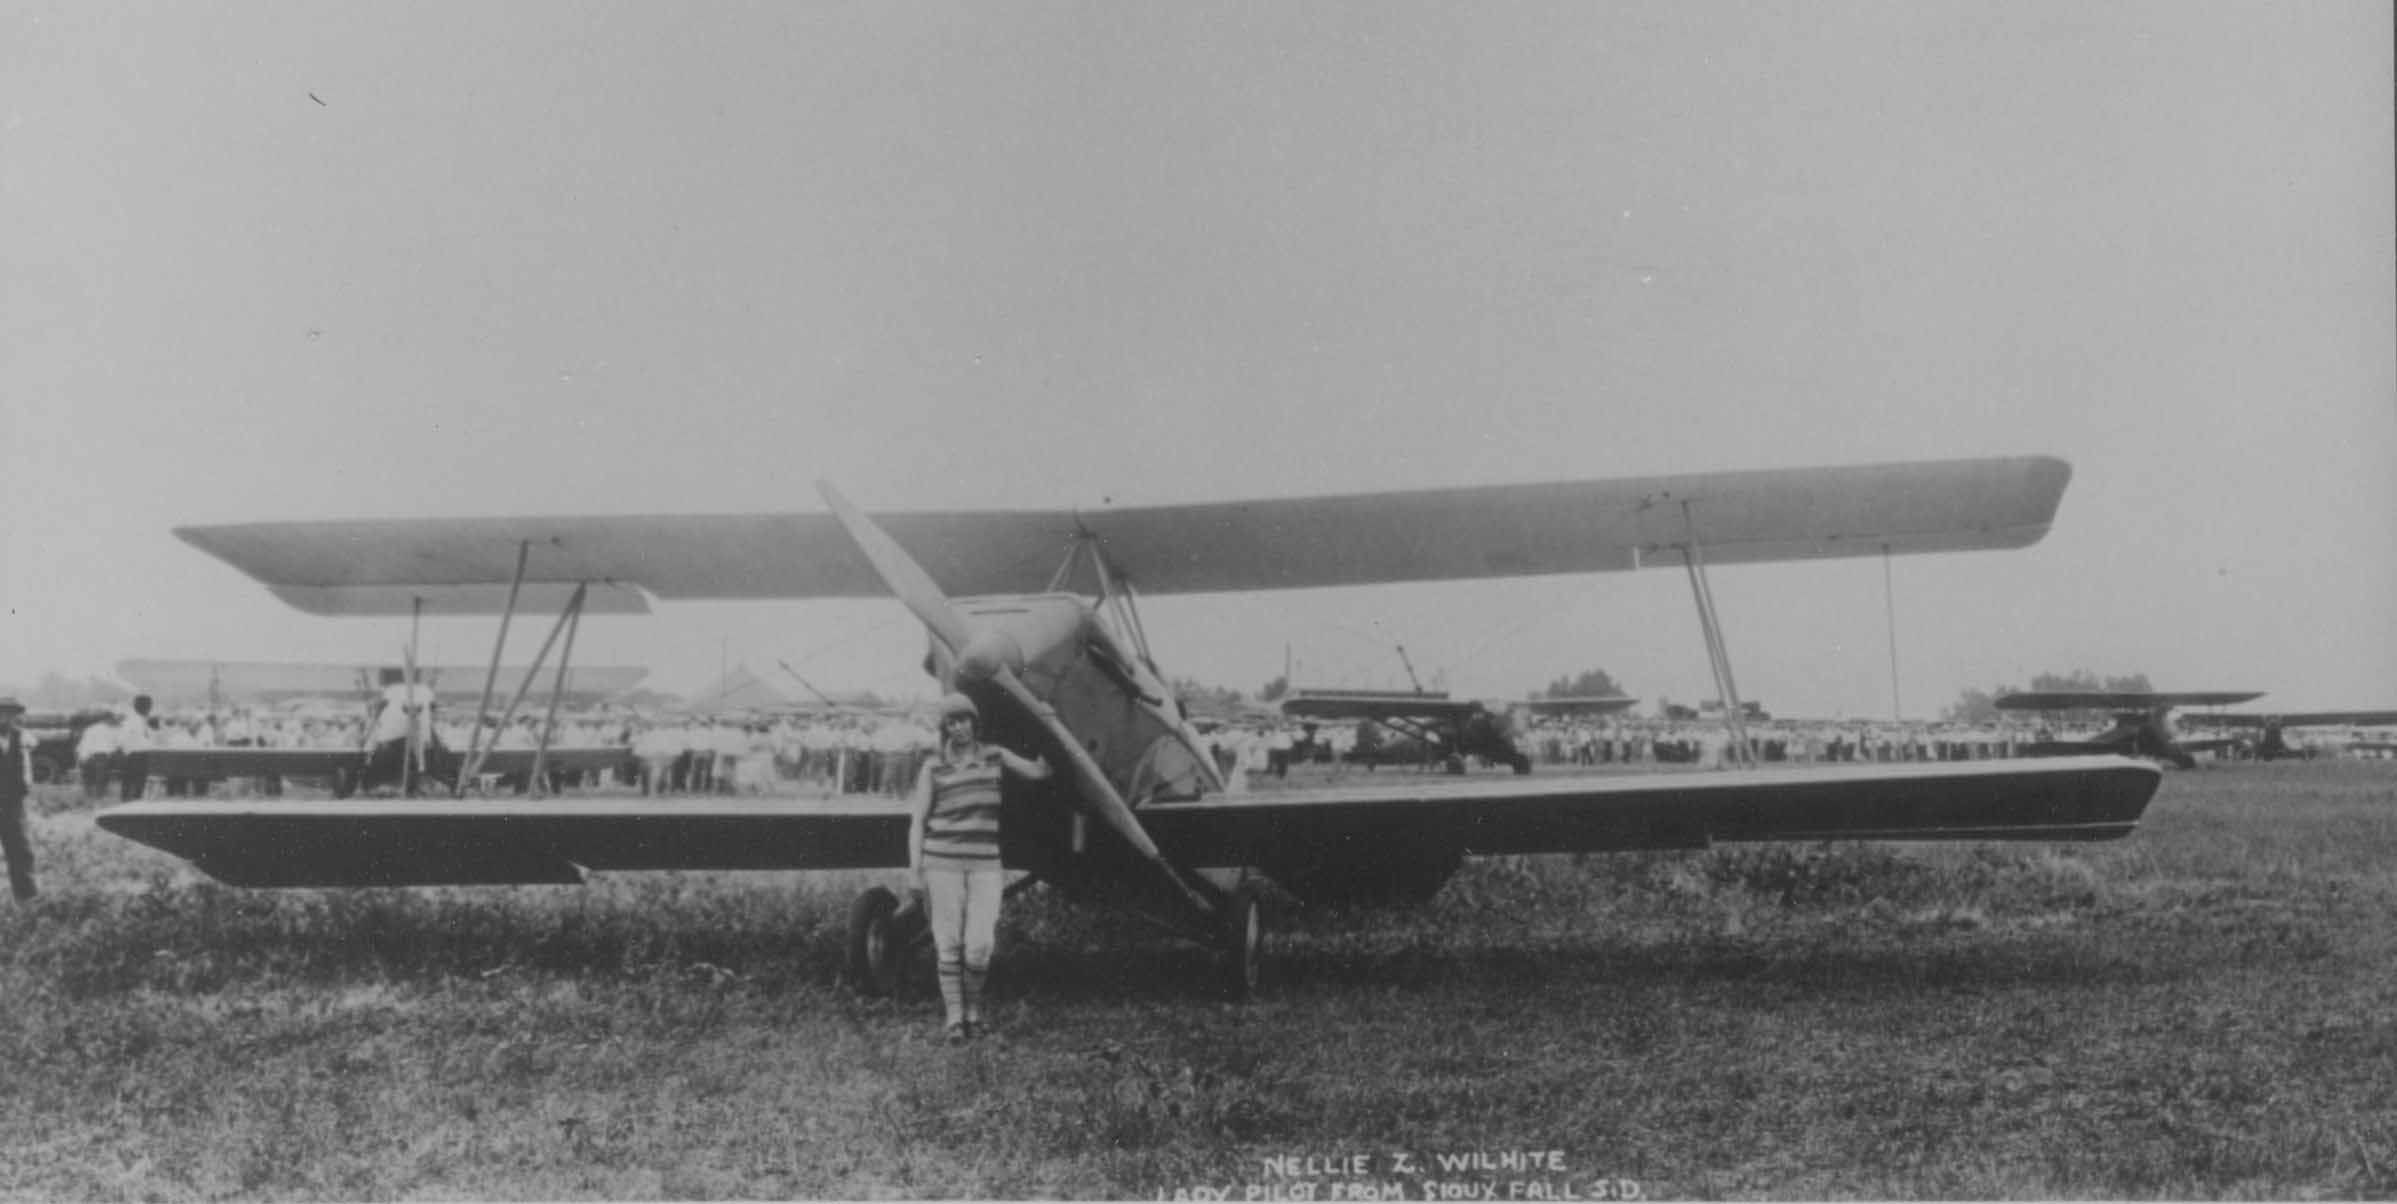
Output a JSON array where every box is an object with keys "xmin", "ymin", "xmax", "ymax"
[
  {"xmin": 1218, "ymin": 882, "xmax": 1265, "ymax": 1002},
  {"xmin": 847, "ymin": 886, "xmax": 903, "ymax": 997}
]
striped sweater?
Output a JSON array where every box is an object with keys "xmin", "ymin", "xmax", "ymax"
[{"xmin": 921, "ymin": 751, "xmax": 1004, "ymax": 863}]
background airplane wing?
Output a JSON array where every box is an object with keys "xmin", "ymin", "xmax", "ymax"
[
  {"xmin": 1141, "ymin": 758, "xmax": 2162, "ymax": 865},
  {"xmin": 175, "ymin": 455, "xmax": 2071, "ymax": 615},
  {"xmin": 2182, "ymin": 709, "xmax": 2397, "ymax": 729},
  {"xmin": 1279, "ymin": 692, "xmax": 1487, "ymax": 722},
  {"xmin": 1997, "ymin": 691, "xmax": 2266, "ymax": 711},
  {"xmin": 142, "ymin": 749, "xmax": 361, "ymax": 779},
  {"xmin": 95, "ymin": 798, "xmax": 910, "ymax": 887}
]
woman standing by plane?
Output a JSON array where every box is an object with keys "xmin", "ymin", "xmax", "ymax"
[{"xmin": 909, "ymin": 692, "xmax": 1050, "ymax": 1042}]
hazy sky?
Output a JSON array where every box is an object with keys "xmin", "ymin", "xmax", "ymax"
[{"xmin": 5, "ymin": 2, "xmax": 2391, "ymax": 717}]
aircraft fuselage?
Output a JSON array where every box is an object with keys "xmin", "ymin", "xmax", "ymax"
[
  {"xmin": 923, "ymin": 594, "xmax": 1223, "ymax": 903},
  {"xmin": 928, "ymin": 593, "xmax": 1471, "ymax": 906},
  {"xmin": 2023, "ymin": 708, "xmax": 2202, "ymax": 769}
]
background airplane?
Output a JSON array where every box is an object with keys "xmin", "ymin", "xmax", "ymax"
[
  {"xmin": 98, "ymin": 456, "xmax": 2162, "ymax": 998},
  {"xmin": 1279, "ymin": 688, "xmax": 1639, "ymax": 775},
  {"xmin": 1998, "ymin": 690, "xmax": 2265, "ymax": 769},
  {"xmin": 2177, "ymin": 709, "xmax": 2397, "ymax": 761}
]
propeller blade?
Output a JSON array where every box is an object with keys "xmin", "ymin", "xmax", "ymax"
[
  {"xmin": 986, "ymin": 667, "xmax": 1211, "ymax": 914},
  {"xmin": 818, "ymin": 479, "xmax": 1217, "ymax": 920},
  {"xmin": 815, "ymin": 481, "xmax": 975, "ymax": 654}
]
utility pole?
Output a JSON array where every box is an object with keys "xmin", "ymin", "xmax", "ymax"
[{"xmin": 1883, "ymin": 544, "xmax": 1902, "ymax": 721}]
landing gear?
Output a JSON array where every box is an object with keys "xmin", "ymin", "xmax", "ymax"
[
  {"xmin": 846, "ymin": 886, "xmax": 923, "ymax": 997},
  {"xmin": 1217, "ymin": 881, "xmax": 1265, "ymax": 1001}
]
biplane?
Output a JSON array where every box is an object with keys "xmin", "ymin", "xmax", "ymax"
[
  {"xmin": 2177, "ymin": 708, "xmax": 2397, "ymax": 761},
  {"xmin": 1278, "ymin": 688, "xmax": 1639, "ymax": 775},
  {"xmin": 97, "ymin": 455, "xmax": 2162, "ymax": 998},
  {"xmin": 1997, "ymin": 690, "xmax": 2265, "ymax": 769}
]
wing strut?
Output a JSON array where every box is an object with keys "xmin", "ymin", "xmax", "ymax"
[
  {"xmin": 1056, "ymin": 531, "xmax": 1224, "ymax": 793},
  {"xmin": 403, "ymin": 597, "xmax": 426, "ymax": 794},
  {"xmin": 529, "ymin": 586, "xmax": 586, "ymax": 796},
  {"xmin": 453, "ymin": 582, "xmax": 589, "ymax": 794},
  {"xmin": 457, "ymin": 541, "xmax": 533, "ymax": 789},
  {"xmin": 1673, "ymin": 500, "xmax": 1754, "ymax": 767},
  {"xmin": 1048, "ymin": 528, "xmax": 1160, "ymax": 668}
]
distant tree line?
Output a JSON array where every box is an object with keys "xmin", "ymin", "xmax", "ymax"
[
  {"xmin": 0, "ymin": 673, "xmax": 132, "ymax": 711},
  {"xmin": 1945, "ymin": 669, "xmax": 2155, "ymax": 723},
  {"xmin": 1175, "ymin": 677, "xmax": 1256, "ymax": 720},
  {"xmin": 1535, "ymin": 668, "xmax": 1627, "ymax": 700}
]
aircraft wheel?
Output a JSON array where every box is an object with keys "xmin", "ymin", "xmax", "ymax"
[
  {"xmin": 846, "ymin": 886, "xmax": 904, "ymax": 997},
  {"xmin": 1217, "ymin": 882, "xmax": 1266, "ymax": 1002}
]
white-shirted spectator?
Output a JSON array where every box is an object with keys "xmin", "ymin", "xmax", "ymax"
[
  {"xmin": 75, "ymin": 716, "xmax": 119, "ymax": 800},
  {"xmin": 371, "ymin": 681, "xmax": 437, "ymax": 747},
  {"xmin": 633, "ymin": 719, "xmax": 681, "ymax": 795}
]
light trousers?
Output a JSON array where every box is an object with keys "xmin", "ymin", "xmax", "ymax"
[{"xmin": 922, "ymin": 862, "xmax": 1004, "ymax": 1024}]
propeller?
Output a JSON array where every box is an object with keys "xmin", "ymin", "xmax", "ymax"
[{"xmin": 815, "ymin": 482, "xmax": 1212, "ymax": 914}]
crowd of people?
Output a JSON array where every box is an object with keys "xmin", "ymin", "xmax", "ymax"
[
  {"xmin": 51, "ymin": 695, "xmax": 948, "ymax": 801},
  {"xmin": 1212, "ymin": 714, "xmax": 2115, "ymax": 774},
  {"xmin": 1509, "ymin": 716, "xmax": 2081, "ymax": 768},
  {"xmin": 42, "ymin": 692, "xmax": 2396, "ymax": 804}
]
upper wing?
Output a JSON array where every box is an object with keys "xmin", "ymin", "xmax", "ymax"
[
  {"xmin": 176, "ymin": 455, "xmax": 2072, "ymax": 615},
  {"xmin": 1279, "ymin": 691, "xmax": 1484, "ymax": 722},
  {"xmin": 1140, "ymin": 757, "xmax": 2161, "ymax": 865},
  {"xmin": 95, "ymin": 797, "xmax": 910, "ymax": 887},
  {"xmin": 1997, "ymin": 691, "xmax": 2266, "ymax": 711},
  {"xmin": 2182, "ymin": 709, "xmax": 2397, "ymax": 729}
]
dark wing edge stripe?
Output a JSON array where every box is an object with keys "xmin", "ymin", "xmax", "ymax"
[
  {"xmin": 94, "ymin": 807, "xmax": 912, "ymax": 887},
  {"xmin": 1141, "ymin": 761, "xmax": 2160, "ymax": 864}
]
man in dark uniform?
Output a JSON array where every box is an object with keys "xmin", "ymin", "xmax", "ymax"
[
  {"xmin": 0, "ymin": 697, "xmax": 38, "ymax": 902},
  {"xmin": 118, "ymin": 694, "xmax": 157, "ymax": 802}
]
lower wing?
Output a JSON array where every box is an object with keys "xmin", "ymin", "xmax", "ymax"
[
  {"xmin": 96, "ymin": 796, "xmax": 910, "ymax": 887},
  {"xmin": 1140, "ymin": 757, "xmax": 2160, "ymax": 864},
  {"xmin": 95, "ymin": 759, "xmax": 2157, "ymax": 888}
]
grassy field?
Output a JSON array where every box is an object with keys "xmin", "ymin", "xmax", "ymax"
[{"xmin": 5, "ymin": 762, "xmax": 2396, "ymax": 1199}]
